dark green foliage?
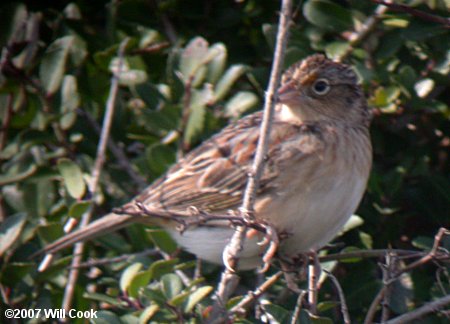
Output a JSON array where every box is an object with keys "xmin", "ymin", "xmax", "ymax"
[{"xmin": 0, "ymin": 0, "xmax": 449, "ymax": 323}]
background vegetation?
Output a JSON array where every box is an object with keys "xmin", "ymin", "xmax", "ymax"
[{"xmin": 0, "ymin": 0, "xmax": 449, "ymax": 323}]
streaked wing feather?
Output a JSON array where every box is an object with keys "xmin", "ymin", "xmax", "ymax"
[{"xmin": 133, "ymin": 112, "xmax": 323, "ymax": 214}]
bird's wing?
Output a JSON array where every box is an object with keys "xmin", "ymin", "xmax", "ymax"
[{"xmin": 132, "ymin": 112, "xmax": 325, "ymax": 214}]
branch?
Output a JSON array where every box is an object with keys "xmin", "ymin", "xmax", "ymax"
[
  {"xmin": 336, "ymin": 3, "xmax": 389, "ymax": 62},
  {"xmin": 208, "ymin": 1, "xmax": 293, "ymax": 321},
  {"xmin": 371, "ymin": 0, "xmax": 450, "ymax": 27},
  {"xmin": 318, "ymin": 249, "xmax": 424, "ymax": 263},
  {"xmin": 60, "ymin": 38, "xmax": 130, "ymax": 314},
  {"xmin": 385, "ymin": 294, "xmax": 450, "ymax": 324},
  {"xmin": 323, "ymin": 270, "xmax": 351, "ymax": 324},
  {"xmin": 78, "ymin": 108, "xmax": 147, "ymax": 190},
  {"xmin": 230, "ymin": 271, "xmax": 284, "ymax": 315},
  {"xmin": 364, "ymin": 228, "xmax": 450, "ymax": 324},
  {"xmin": 364, "ymin": 285, "xmax": 388, "ymax": 324}
]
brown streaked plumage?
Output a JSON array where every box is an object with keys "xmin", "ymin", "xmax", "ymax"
[{"xmin": 39, "ymin": 54, "xmax": 372, "ymax": 270}]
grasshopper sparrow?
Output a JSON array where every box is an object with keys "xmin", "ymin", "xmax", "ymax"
[{"xmin": 40, "ymin": 54, "xmax": 372, "ymax": 270}]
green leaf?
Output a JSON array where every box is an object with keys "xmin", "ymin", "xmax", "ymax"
[
  {"xmin": 339, "ymin": 215, "xmax": 364, "ymax": 235},
  {"xmin": 139, "ymin": 304, "xmax": 160, "ymax": 323},
  {"xmin": 262, "ymin": 303, "xmax": 291, "ymax": 323},
  {"xmin": 179, "ymin": 37, "xmax": 209, "ymax": 84},
  {"xmin": 39, "ymin": 36, "xmax": 74, "ymax": 94},
  {"xmin": 0, "ymin": 213, "xmax": 27, "ymax": 256},
  {"xmin": 83, "ymin": 292, "xmax": 126, "ymax": 307},
  {"xmin": 325, "ymin": 41, "xmax": 351, "ymax": 61},
  {"xmin": 161, "ymin": 273, "xmax": 183, "ymax": 300},
  {"xmin": 68, "ymin": 200, "xmax": 91, "ymax": 219},
  {"xmin": 57, "ymin": 158, "xmax": 86, "ymax": 199},
  {"xmin": 206, "ymin": 43, "xmax": 227, "ymax": 84},
  {"xmin": 184, "ymin": 85, "xmax": 213, "ymax": 145},
  {"xmin": 183, "ymin": 286, "xmax": 213, "ymax": 313},
  {"xmin": 412, "ymin": 236, "xmax": 433, "ymax": 250},
  {"xmin": 0, "ymin": 164, "xmax": 37, "ymax": 186},
  {"xmin": 146, "ymin": 144, "xmax": 176, "ymax": 175},
  {"xmin": 303, "ymin": 0, "xmax": 353, "ymax": 32},
  {"xmin": 262, "ymin": 24, "xmax": 277, "ymax": 51},
  {"xmin": 60, "ymin": 75, "xmax": 80, "ymax": 130},
  {"xmin": 224, "ymin": 91, "xmax": 258, "ymax": 118},
  {"xmin": 144, "ymin": 258, "xmax": 179, "ymax": 283},
  {"xmin": 118, "ymin": 70, "xmax": 148, "ymax": 86},
  {"xmin": 147, "ymin": 229, "xmax": 178, "ymax": 253},
  {"xmin": 169, "ymin": 291, "xmax": 190, "ymax": 307},
  {"xmin": 214, "ymin": 64, "xmax": 247, "ymax": 102},
  {"xmin": 120, "ymin": 262, "xmax": 143, "ymax": 294},
  {"xmin": 90, "ymin": 311, "xmax": 122, "ymax": 324},
  {"xmin": 359, "ymin": 231, "xmax": 373, "ymax": 249},
  {"xmin": 135, "ymin": 82, "xmax": 165, "ymax": 110}
]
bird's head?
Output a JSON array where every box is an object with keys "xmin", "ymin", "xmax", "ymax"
[{"xmin": 277, "ymin": 54, "xmax": 370, "ymax": 125}]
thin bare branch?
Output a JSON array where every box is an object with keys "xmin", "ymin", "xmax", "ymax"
[
  {"xmin": 364, "ymin": 228, "xmax": 450, "ymax": 324},
  {"xmin": 60, "ymin": 38, "xmax": 130, "ymax": 314},
  {"xmin": 208, "ymin": 1, "xmax": 293, "ymax": 321},
  {"xmin": 364, "ymin": 285, "xmax": 388, "ymax": 324},
  {"xmin": 371, "ymin": 0, "xmax": 450, "ymax": 27},
  {"xmin": 308, "ymin": 252, "xmax": 320, "ymax": 315},
  {"xmin": 290, "ymin": 290, "xmax": 308, "ymax": 324},
  {"xmin": 70, "ymin": 249, "xmax": 159, "ymax": 269},
  {"xmin": 230, "ymin": 271, "xmax": 284, "ymax": 315},
  {"xmin": 336, "ymin": 3, "xmax": 389, "ymax": 62},
  {"xmin": 78, "ymin": 108, "xmax": 147, "ymax": 190},
  {"xmin": 385, "ymin": 294, "xmax": 450, "ymax": 324},
  {"xmin": 323, "ymin": 270, "xmax": 350, "ymax": 324},
  {"xmin": 319, "ymin": 249, "xmax": 423, "ymax": 262}
]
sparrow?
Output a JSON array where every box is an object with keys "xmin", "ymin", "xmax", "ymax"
[{"xmin": 39, "ymin": 54, "xmax": 372, "ymax": 270}]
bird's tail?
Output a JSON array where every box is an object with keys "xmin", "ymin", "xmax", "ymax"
[{"xmin": 35, "ymin": 213, "xmax": 135, "ymax": 257}]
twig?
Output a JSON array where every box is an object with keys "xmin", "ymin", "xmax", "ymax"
[
  {"xmin": 318, "ymin": 249, "xmax": 423, "ymax": 262},
  {"xmin": 208, "ymin": 1, "xmax": 293, "ymax": 322},
  {"xmin": 78, "ymin": 108, "xmax": 147, "ymax": 190},
  {"xmin": 388, "ymin": 228, "xmax": 450, "ymax": 283},
  {"xmin": 61, "ymin": 38, "xmax": 130, "ymax": 314},
  {"xmin": 323, "ymin": 270, "xmax": 350, "ymax": 324},
  {"xmin": 381, "ymin": 253, "xmax": 397, "ymax": 322},
  {"xmin": 230, "ymin": 271, "xmax": 284, "ymax": 315},
  {"xmin": 0, "ymin": 93, "xmax": 13, "ymax": 152},
  {"xmin": 70, "ymin": 248, "xmax": 159, "ymax": 269},
  {"xmin": 290, "ymin": 290, "xmax": 308, "ymax": 324},
  {"xmin": 385, "ymin": 294, "xmax": 450, "ymax": 324},
  {"xmin": 364, "ymin": 285, "xmax": 388, "ymax": 324},
  {"xmin": 157, "ymin": 248, "xmax": 192, "ymax": 287},
  {"xmin": 308, "ymin": 252, "xmax": 319, "ymax": 315},
  {"xmin": 130, "ymin": 42, "xmax": 170, "ymax": 55},
  {"xmin": 364, "ymin": 228, "xmax": 450, "ymax": 324},
  {"xmin": 371, "ymin": 0, "xmax": 450, "ymax": 27},
  {"xmin": 336, "ymin": 3, "xmax": 389, "ymax": 62}
]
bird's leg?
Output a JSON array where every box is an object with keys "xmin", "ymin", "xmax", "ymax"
[{"xmin": 279, "ymin": 256, "xmax": 306, "ymax": 294}]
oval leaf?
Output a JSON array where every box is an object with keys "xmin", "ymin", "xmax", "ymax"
[
  {"xmin": 214, "ymin": 64, "xmax": 247, "ymax": 102},
  {"xmin": 225, "ymin": 91, "xmax": 258, "ymax": 118},
  {"xmin": 303, "ymin": 0, "xmax": 353, "ymax": 32},
  {"xmin": 57, "ymin": 158, "xmax": 85, "ymax": 199},
  {"xmin": 206, "ymin": 43, "xmax": 227, "ymax": 84},
  {"xmin": 161, "ymin": 273, "xmax": 183, "ymax": 300},
  {"xmin": 183, "ymin": 286, "xmax": 213, "ymax": 313},
  {"xmin": 60, "ymin": 75, "xmax": 80, "ymax": 130},
  {"xmin": 39, "ymin": 36, "xmax": 74, "ymax": 94},
  {"xmin": 0, "ymin": 213, "xmax": 27, "ymax": 256},
  {"xmin": 120, "ymin": 262, "xmax": 143, "ymax": 294}
]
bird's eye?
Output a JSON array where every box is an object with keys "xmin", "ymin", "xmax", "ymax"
[{"xmin": 312, "ymin": 79, "xmax": 330, "ymax": 95}]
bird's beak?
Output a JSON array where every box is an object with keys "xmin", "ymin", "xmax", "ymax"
[{"xmin": 277, "ymin": 80, "xmax": 298, "ymax": 104}]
